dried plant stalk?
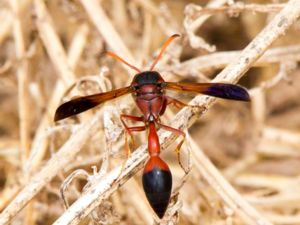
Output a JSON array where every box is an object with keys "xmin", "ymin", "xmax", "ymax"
[
  {"xmin": 25, "ymin": 0, "xmax": 78, "ymax": 174},
  {"xmin": 51, "ymin": 1, "xmax": 300, "ymax": 224},
  {"xmin": 0, "ymin": 111, "xmax": 102, "ymax": 225},
  {"xmin": 0, "ymin": 0, "xmax": 300, "ymax": 225},
  {"xmin": 170, "ymin": 45, "xmax": 300, "ymax": 76},
  {"xmin": 34, "ymin": 0, "xmax": 76, "ymax": 85},
  {"xmin": 9, "ymin": 0, "xmax": 33, "ymax": 224},
  {"xmin": 192, "ymin": 3, "xmax": 284, "ymax": 15},
  {"xmin": 80, "ymin": 0, "xmax": 136, "ymax": 67},
  {"xmin": 10, "ymin": 0, "xmax": 31, "ymax": 165}
]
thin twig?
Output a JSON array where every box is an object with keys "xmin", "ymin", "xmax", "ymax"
[
  {"xmin": 190, "ymin": 3, "xmax": 284, "ymax": 16},
  {"xmin": 190, "ymin": 139, "xmax": 268, "ymax": 225},
  {"xmin": 183, "ymin": 0, "xmax": 228, "ymax": 51},
  {"xmin": 10, "ymin": 0, "xmax": 33, "ymax": 223},
  {"xmin": 51, "ymin": 1, "xmax": 300, "ymax": 224},
  {"xmin": 34, "ymin": 0, "xmax": 75, "ymax": 86},
  {"xmin": 165, "ymin": 45, "xmax": 300, "ymax": 77},
  {"xmin": 80, "ymin": 0, "xmax": 137, "ymax": 68},
  {"xmin": 0, "ymin": 0, "xmax": 32, "ymax": 45},
  {"xmin": 0, "ymin": 111, "xmax": 103, "ymax": 225},
  {"xmin": 133, "ymin": 0, "xmax": 159, "ymax": 17},
  {"xmin": 0, "ymin": 186, "xmax": 20, "ymax": 212},
  {"xmin": 0, "ymin": 1, "xmax": 136, "ymax": 223},
  {"xmin": 0, "ymin": 10, "xmax": 12, "ymax": 45},
  {"xmin": 1, "ymin": 0, "xmax": 300, "ymax": 224},
  {"xmin": 26, "ymin": 1, "xmax": 89, "ymax": 173},
  {"xmin": 10, "ymin": 0, "xmax": 31, "ymax": 166},
  {"xmin": 67, "ymin": 23, "xmax": 90, "ymax": 71},
  {"xmin": 0, "ymin": 0, "xmax": 90, "ymax": 222}
]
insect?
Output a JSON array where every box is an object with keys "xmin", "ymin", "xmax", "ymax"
[{"xmin": 54, "ymin": 34, "xmax": 250, "ymax": 219}]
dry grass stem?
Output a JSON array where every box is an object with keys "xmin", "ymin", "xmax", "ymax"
[
  {"xmin": 133, "ymin": 0, "xmax": 159, "ymax": 17},
  {"xmin": 26, "ymin": 0, "xmax": 89, "ymax": 173},
  {"xmin": 10, "ymin": 0, "xmax": 31, "ymax": 165},
  {"xmin": 168, "ymin": 45, "xmax": 300, "ymax": 76},
  {"xmin": 1, "ymin": 0, "xmax": 300, "ymax": 224},
  {"xmin": 51, "ymin": 1, "xmax": 300, "ymax": 224},
  {"xmin": 190, "ymin": 3, "xmax": 285, "ymax": 15},
  {"xmin": 10, "ymin": 1, "xmax": 33, "ymax": 223},
  {"xmin": 67, "ymin": 23, "xmax": 90, "ymax": 70},
  {"xmin": 0, "ymin": 111, "xmax": 102, "ymax": 225},
  {"xmin": 189, "ymin": 138, "xmax": 269, "ymax": 225},
  {"xmin": 183, "ymin": 0, "xmax": 228, "ymax": 51},
  {"xmin": 34, "ymin": 0, "xmax": 76, "ymax": 85},
  {"xmin": 80, "ymin": 0, "xmax": 136, "ymax": 68}
]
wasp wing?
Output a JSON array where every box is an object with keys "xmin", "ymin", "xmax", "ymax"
[
  {"xmin": 165, "ymin": 82, "xmax": 250, "ymax": 101},
  {"xmin": 54, "ymin": 86, "xmax": 133, "ymax": 121}
]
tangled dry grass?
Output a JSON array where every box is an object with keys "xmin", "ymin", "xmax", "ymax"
[{"xmin": 1, "ymin": 0, "xmax": 300, "ymax": 224}]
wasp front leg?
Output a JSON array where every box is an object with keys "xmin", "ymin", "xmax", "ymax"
[{"xmin": 112, "ymin": 114, "xmax": 146, "ymax": 183}]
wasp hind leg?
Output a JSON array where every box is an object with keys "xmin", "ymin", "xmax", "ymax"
[
  {"xmin": 157, "ymin": 122, "xmax": 190, "ymax": 174},
  {"xmin": 113, "ymin": 114, "xmax": 146, "ymax": 183}
]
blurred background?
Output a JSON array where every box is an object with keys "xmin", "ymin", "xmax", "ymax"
[{"xmin": 1, "ymin": 0, "xmax": 300, "ymax": 224}]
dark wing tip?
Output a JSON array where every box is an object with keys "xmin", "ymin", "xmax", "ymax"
[
  {"xmin": 54, "ymin": 105, "xmax": 67, "ymax": 122},
  {"xmin": 54, "ymin": 102, "xmax": 75, "ymax": 122},
  {"xmin": 54, "ymin": 111, "xmax": 61, "ymax": 122},
  {"xmin": 53, "ymin": 97, "xmax": 97, "ymax": 122},
  {"xmin": 242, "ymin": 89, "xmax": 251, "ymax": 101},
  {"xmin": 228, "ymin": 84, "xmax": 251, "ymax": 101},
  {"xmin": 207, "ymin": 84, "xmax": 250, "ymax": 102},
  {"xmin": 54, "ymin": 86, "xmax": 133, "ymax": 122}
]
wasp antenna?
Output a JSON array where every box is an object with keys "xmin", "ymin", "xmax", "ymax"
[
  {"xmin": 149, "ymin": 34, "xmax": 180, "ymax": 71},
  {"xmin": 105, "ymin": 51, "xmax": 141, "ymax": 73}
]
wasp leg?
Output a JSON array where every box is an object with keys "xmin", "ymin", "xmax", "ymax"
[
  {"xmin": 166, "ymin": 96, "xmax": 205, "ymax": 111},
  {"xmin": 156, "ymin": 122, "xmax": 189, "ymax": 174},
  {"xmin": 113, "ymin": 114, "xmax": 146, "ymax": 183},
  {"xmin": 120, "ymin": 114, "xmax": 145, "ymax": 156}
]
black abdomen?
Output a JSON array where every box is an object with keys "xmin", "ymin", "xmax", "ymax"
[{"xmin": 142, "ymin": 164, "xmax": 172, "ymax": 218}]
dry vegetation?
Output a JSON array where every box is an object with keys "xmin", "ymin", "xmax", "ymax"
[{"xmin": 0, "ymin": 0, "xmax": 300, "ymax": 224}]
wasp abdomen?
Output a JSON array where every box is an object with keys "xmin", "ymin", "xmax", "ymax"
[{"xmin": 142, "ymin": 156, "xmax": 172, "ymax": 218}]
